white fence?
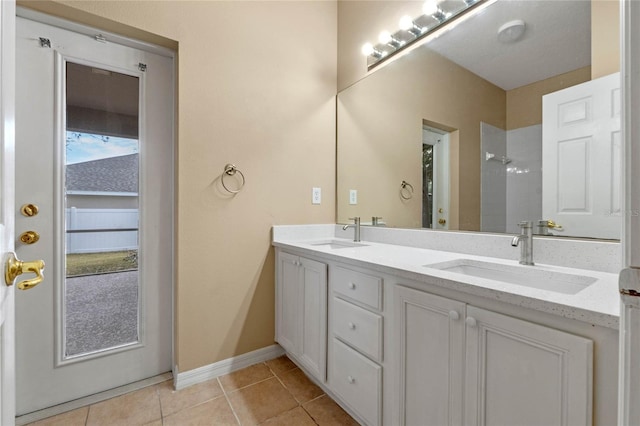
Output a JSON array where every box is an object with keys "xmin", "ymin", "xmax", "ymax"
[{"xmin": 66, "ymin": 208, "xmax": 138, "ymax": 254}]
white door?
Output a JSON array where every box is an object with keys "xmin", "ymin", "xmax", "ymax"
[
  {"xmin": 298, "ymin": 257, "xmax": 327, "ymax": 381},
  {"xmin": 422, "ymin": 127, "xmax": 450, "ymax": 230},
  {"xmin": 542, "ymin": 72, "xmax": 621, "ymax": 239},
  {"xmin": 275, "ymin": 251, "xmax": 327, "ymax": 381},
  {"xmin": 0, "ymin": 1, "xmax": 16, "ymax": 424},
  {"xmin": 15, "ymin": 17, "xmax": 174, "ymax": 415}
]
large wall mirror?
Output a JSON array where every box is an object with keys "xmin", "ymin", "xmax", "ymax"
[{"xmin": 337, "ymin": 0, "xmax": 621, "ymax": 240}]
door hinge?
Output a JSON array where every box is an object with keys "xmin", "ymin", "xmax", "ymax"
[
  {"xmin": 39, "ymin": 38, "xmax": 51, "ymax": 48},
  {"xmin": 138, "ymin": 63, "xmax": 147, "ymax": 72}
]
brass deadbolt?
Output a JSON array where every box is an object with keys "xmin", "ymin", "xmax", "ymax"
[
  {"xmin": 20, "ymin": 204, "xmax": 39, "ymax": 217},
  {"xmin": 20, "ymin": 230, "xmax": 40, "ymax": 244}
]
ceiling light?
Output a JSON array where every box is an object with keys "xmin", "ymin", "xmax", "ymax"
[
  {"xmin": 361, "ymin": 42, "xmax": 384, "ymax": 58},
  {"xmin": 399, "ymin": 16, "xmax": 414, "ymax": 31},
  {"xmin": 497, "ymin": 19, "xmax": 526, "ymax": 43},
  {"xmin": 379, "ymin": 30, "xmax": 405, "ymax": 48},
  {"xmin": 423, "ymin": 0, "xmax": 440, "ymax": 16},
  {"xmin": 362, "ymin": 0, "xmax": 490, "ymax": 68},
  {"xmin": 399, "ymin": 15, "xmax": 425, "ymax": 36}
]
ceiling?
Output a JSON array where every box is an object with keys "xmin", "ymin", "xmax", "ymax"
[
  {"xmin": 66, "ymin": 62, "xmax": 139, "ymax": 116},
  {"xmin": 426, "ymin": 0, "xmax": 591, "ymax": 90}
]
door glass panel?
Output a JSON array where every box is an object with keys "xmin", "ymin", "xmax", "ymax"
[{"xmin": 64, "ymin": 62, "xmax": 140, "ymax": 357}]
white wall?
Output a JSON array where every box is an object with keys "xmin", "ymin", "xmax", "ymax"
[
  {"xmin": 480, "ymin": 122, "xmax": 507, "ymax": 232},
  {"xmin": 481, "ymin": 123, "xmax": 543, "ymax": 234},
  {"xmin": 505, "ymin": 125, "xmax": 543, "ymax": 233}
]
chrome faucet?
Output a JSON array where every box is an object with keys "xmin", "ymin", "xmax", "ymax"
[
  {"xmin": 343, "ymin": 217, "xmax": 361, "ymax": 242},
  {"xmin": 511, "ymin": 221, "xmax": 534, "ymax": 265}
]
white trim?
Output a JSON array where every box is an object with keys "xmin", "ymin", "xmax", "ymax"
[
  {"xmin": 174, "ymin": 344, "xmax": 285, "ymax": 390},
  {"xmin": 66, "ymin": 191, "xmax": 138, "ymax": 197},
  {"xmin": 15, "ymin": 6, "xmax": 175, "ymax": 59}
]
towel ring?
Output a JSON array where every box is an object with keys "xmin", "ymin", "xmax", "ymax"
[
  {"xmin": 400, "ymin": 180, "xmax": 414, "ymax": 200},
  {"xmin": 221, "ymin": 164, "xmax": 245, "ymax": 194}
]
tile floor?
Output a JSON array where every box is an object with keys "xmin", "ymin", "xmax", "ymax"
[{"xmin": 27, "ymin": 356, "xmax": 359, "ymax": 426}]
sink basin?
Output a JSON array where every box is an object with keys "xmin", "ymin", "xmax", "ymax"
[
  {"xmin": 424, "ymin": 259, "xmax": 597, "ymax": 295},
  {"xmin": 310, "ymin": 240, "xmax": 368, "ymax": 249}
]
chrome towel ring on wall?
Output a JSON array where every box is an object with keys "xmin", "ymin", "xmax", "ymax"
[
  {"xmin": 400, "ymin": 180, "xmax": 414, "ymax": 200},
  {"xmin": 221, "ymin": 163, "xmax": 246, "ymax": 194}
]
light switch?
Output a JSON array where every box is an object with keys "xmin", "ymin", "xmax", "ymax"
[
  {"xmin": 349, "ymin": 189, "xmax": 357, "ymax": 205},
  {"xmin": 312, "ymin": 187, "xmax": 321, "ymax": 204}
]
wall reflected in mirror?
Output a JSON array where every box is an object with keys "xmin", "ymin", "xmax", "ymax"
[{"xmin": 337, "ymin": 0, "xmax": 621, "ymax": 240}]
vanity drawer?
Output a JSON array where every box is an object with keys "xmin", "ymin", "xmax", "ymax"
[
  {"xmin": 333, "ymin": 297, "xmax": 383, "ymax": 362},
  {"xmin": 332, "ymin": 266, "xmax": 382, "ymax": 310},
  {"xmin": 330, "ymin": 338, "xmax": 381, "ymax": 426}
]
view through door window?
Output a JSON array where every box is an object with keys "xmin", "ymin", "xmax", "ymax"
[{"xmin": 64, "ymin": 62, "xmax": 140, "ymax": 357}]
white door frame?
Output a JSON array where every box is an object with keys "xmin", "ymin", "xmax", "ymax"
[
  {"xmin": 0, "ymin": 0, "xmax": 16, "ymax": 424},
  {"xmin": 422, "ymin": 126, "xmax": 450, "ymax": 230},
  {"xmin": 619, "ymin": 0, "xmax": 640, "ymax": 424}
]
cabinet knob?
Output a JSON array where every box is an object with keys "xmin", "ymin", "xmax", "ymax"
[
  {"xmin": 448, "ymin": 310, "xmax": 460, "ymax": 321},
  {"xmin": 347, "ymin": 375, "xmax": 355, "ymax": 384},
  {"xmin": 465, "ymin": 316, "xmax": 477, "ymax": 327},
  {"xmin": 348, "ymin": 322, "xmax": 356, "ymax": 330},
  {"xmin": 348, "ymin": 282, "xmax": 356, "ymax": 290}
]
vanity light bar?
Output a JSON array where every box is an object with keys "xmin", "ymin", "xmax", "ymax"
[{"xmin": 362, "ymin": 0, "xmax": 488, "ymax": 69}]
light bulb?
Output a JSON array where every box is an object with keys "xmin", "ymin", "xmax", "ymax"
[
  {"xmin": 423, "ymin": 0, "xmax": 439, "ymax": 16},
  {"xmin": 361, "ymin": 43, "xmax": 375, "ymax": 56},
  {"xmin": 399, "ymin": 15, "xmax": 414, "ymax": 31},
  {"xmin": 378, "ymin": 30, "xmax": 392, "ymax": 44}
]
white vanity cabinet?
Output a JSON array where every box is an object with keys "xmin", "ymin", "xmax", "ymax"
[
  {"xmin": 328, "ymin": 265, "xmax": 384, "ymax": 426},
  {"xmin": 275, "ymin": 251, "xmax": 327, "ymax": 382},
  {"xmin": 395, "ymin": 285, "xmax": 593, "ymax": 426}
]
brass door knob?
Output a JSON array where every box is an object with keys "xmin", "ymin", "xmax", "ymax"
[
  {"xmin": 5, "ymin": 252, "xmax": 45, "ymax": 290},
  {"xmin": 19, "ymin": 230, "xmax": 40, "ymax": 244},
  {"xmin": 20, "ymin": 203, "xmax": 39, "ymax": 217},
  {"xmin": 438, "ymin": 218, "xmax": 447, "ymax": 225}
]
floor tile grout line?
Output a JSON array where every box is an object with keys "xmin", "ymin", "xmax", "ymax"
[
  {"xmin": 217, "ymin": 376, "xmax": 242, "ymax": 425},
  {"xmin": 300, "ymin": 395, "xmax": 323, "ymax": 426}
]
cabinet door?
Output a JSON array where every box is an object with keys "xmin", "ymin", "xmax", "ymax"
[
  {"xmin": 276, "ymin": 252, "xmax": 301, "ymax": 355},
  {"xmin": 299, "ymin": 257, "xmax": 328, "ymax": 381},
  {"xmin": 464, "ymin": 306, "xmax": 593, "ymax": 426},
  {"xmin": 395, "ymin": 286, "xmax": 466, "ymax": 426}
]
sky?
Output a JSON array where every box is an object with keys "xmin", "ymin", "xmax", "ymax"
[{"xmin": 66, "ymin": 132, "xmax": 138, "ymax": 165}]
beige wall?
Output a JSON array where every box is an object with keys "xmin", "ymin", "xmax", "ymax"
[
  {"xmin": 506, "ymin": 66, "xmax": 592, "ymax": 131},
  {"xmin": 337, "ymin": 47, "xmax": 505, "ymax": 231},
  {"xmin": 592, "ymin": 0, "xmax": 620, "ymax": 79},
  {"xmin": 21, "ymin": 0, "xmax": 337, "ymax": 372}
]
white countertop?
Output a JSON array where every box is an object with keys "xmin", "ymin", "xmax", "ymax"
[{"xmin": 273, "ymin": 235, "xmax": 620, "ymax": 329}]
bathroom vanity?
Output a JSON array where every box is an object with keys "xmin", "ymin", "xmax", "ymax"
[{"xmin": 273, "ymin": 225, "xmax": 619, "ymax": 426}]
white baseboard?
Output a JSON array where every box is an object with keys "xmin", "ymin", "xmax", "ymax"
[{"xmin": 174, "ymin": 344, "xmax": 285, "ymax": 390}]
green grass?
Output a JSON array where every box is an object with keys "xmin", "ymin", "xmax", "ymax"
[{"xmin": 66, "ymin": 250, "xmax": 138, "ymax": 277}]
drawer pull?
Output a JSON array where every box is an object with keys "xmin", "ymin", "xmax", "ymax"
[
  {"xmin": 347, "ymin": 375, "xmax": 356, "ymax": 384},
  {"xmin": 348, "ymin": 282, "xmax": 356, "ymax": 290},
  {"xmin": 449, "ymin": 310, "xmax": 460, "ymax": 321},
  {"xmin": 348, "ymin": 322, "xmax": 356, "ymax": 330}
]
